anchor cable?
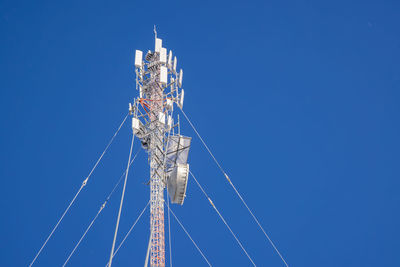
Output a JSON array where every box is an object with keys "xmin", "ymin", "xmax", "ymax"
[
  {"xmin": 190, "ymin": 171, "xmax": 256, "ymax": 266},
  {"xmin": 180, "ymin": 108, "xmax": 288, "ymax": 266},
  {"xmin": 166, "ymin": 205, "xmax": 212, "ymax": 267},
  {"xmin": 29, "ymin": 113, "xmax": 129, "ymax": 267},
  {"xmin": 61, "ymin": 149, "xmax": 141, "ymax": 266},
  {"xmin": 108, "ymin": 134, "xmax": 135, "ymax": 267},
  {"xmin": 106, "ymin": 201, "xmax": 150, "ymax": 267}
]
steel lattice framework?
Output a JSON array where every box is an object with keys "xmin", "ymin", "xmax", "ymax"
[
  {"xmin": 131, "ymin": 33, "xmax": 186, "ymax": 267},
  {"xmin": 148, "ymin": 80, "xmax": 166, "ymax": 266}
]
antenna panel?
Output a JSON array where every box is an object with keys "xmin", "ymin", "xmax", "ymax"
[
  {"xmin": 135, "ymin": 50, "xmax": 143, "ymax": 67},
  {"xmin": 166, "ymin": 99, "xmax": 173, "ymax": 110},
  {"xmin": 155, "ymin": 38, "xmax": 162, "ymax": 52},
  {"xmin": 160, "ymin": 66, "xmax": 168, "ymax": 84},
  {"xmin": 132, "ymin": 117, "xmax": 140, "ymax": 134},
  {"xmin": 180, "ymin": 89, "xmax": 185, "ymax": 108},
  {"xmin": 178, "ymin": 69, "xmax": 183, "ymax": 87},
  {"xmin": 168, "ymin": 50, "xmax": 172, "ymax": 67},
  {"xmin": 158, "ymin": 112, "xmax": 166, "ymax": 124},
  {"xmin": 173, "ymin": 56, "xmax": 177, "ymax": 72},
  {"xmin": 160, "ymin": 48, "xmax": 167, "ymax": 64}
]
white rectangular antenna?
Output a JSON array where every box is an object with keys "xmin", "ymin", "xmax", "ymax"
[
  {"xmin": 132, "ymin": 117, "xmax": 140, "ymax": 134},
  {"xmin": 160, "ymin": 66, "xmax": 168, "ymax": 84},
  {"xmin": 155, "ymin": 38, "xmax": 162, "ymax": 52},
  {"xmin": 135, "ymin": 50, "xmax": 143, "ymax": 67},
  {"xmin": 173, "ymin": 56, "xmax": 177, "ymax": 72},
  {"xmin": 180, "ymin": 89, "xmax": 185, "ymax": 108},
  {"xmin": 178, "ymin": 69, "xmax": 183, "ymax": 87},
  {"xmin": 168, "ymin": 50, "xmax": 172, "ymax": 67},
  {"xmin": 158, "ymin": 112, "xmax": 166, "ymax": 124},
  {"xmin": 160, "ymin": 48, "xmax": 167, "ymax": 64},
  {"xmin": 166, "ymin": 98, "xmax": 173, "ymax": 110}
]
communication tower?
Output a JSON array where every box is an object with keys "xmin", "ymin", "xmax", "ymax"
[
  {"xmin": 130, "ymin": 33, "xmax": 190, "ymax": 267},
  {"xmin": 30, "ymin": 30, "xmax": 288, "ymax": 267}
]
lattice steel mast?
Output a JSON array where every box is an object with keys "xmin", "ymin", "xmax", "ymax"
[{"xmin": 130, "ymin": 32, "xmax": 190, "ymax": 267}]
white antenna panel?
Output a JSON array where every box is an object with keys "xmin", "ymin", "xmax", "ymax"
[
  {"xmin": 132, "ymin": 117, "xmax": 140, "ymax": 134},
  {"xmin": 135, "ymin": 50, "xmax": 143, "ymax": 67},
  {"xmin": 160, "ymin": 66, "xmax": 168, "ymax": 84},
  {"xmin": 173, "ymin": 56, "xmax": 177, "ymax": 72},
  {"xmin": 139, "ymin": 86, "xmax": 143, "ymax": 98},
  {"xmin": 158, "ymin": 112, "xmax": 166, "ymax": 124},
  {"xmin": 180, "ymin": 89, "xmax": 184, "ymax": 108},
  {"xmin": 166, "ymin": 99, "xmax": 173, "ymax": 110},
  {"xmin": 168, "ymin": 50, "xmax": 172, "ymax": 67},
  {"xmin": 178, "ymin": 69, "xmax": 183, "ymax": 87},
  {"xmin": 155, "ymin": 38, "xmax": 162, "ymax": 52},
  {"xmin": 160, "ymin": 48, "xmax": 167, "ymax": 64}
]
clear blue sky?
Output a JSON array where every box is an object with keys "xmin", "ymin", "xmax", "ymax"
[{"xmin": 1, "ymin": 0, "xmax": 399, "ymax": 266}]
